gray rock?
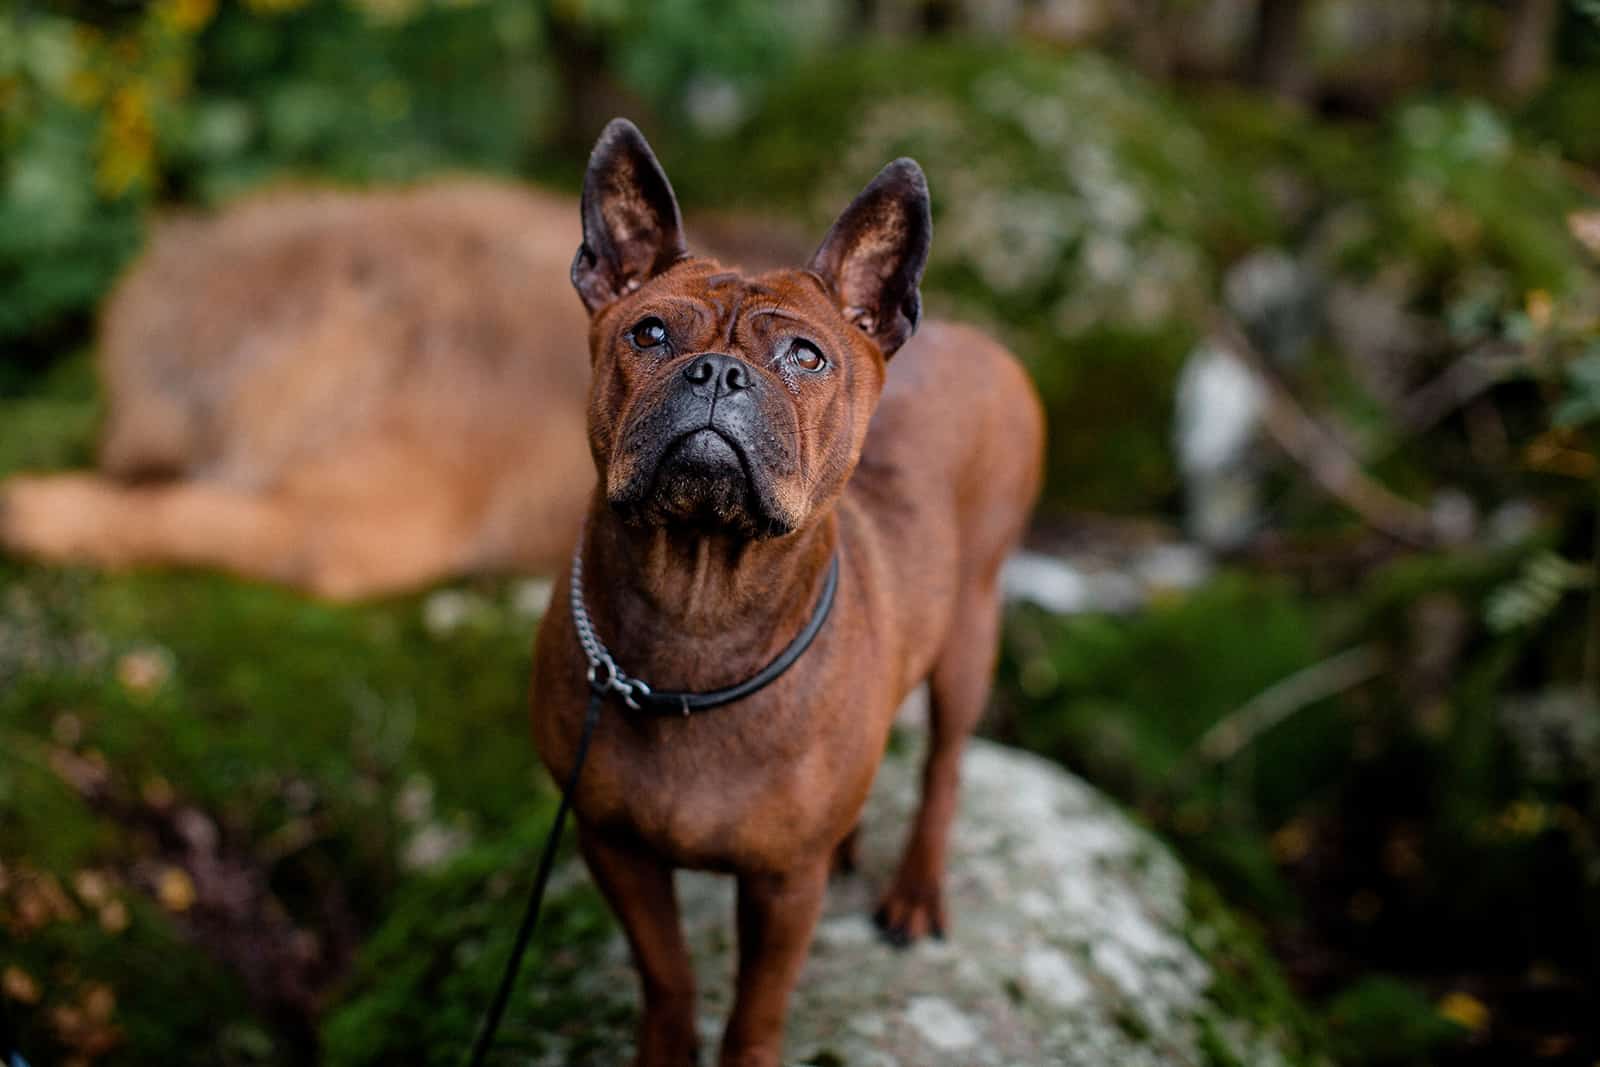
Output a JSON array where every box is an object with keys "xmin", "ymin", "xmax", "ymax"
[{"xmin": 522, "ymin": 732, "xmax": 1318, "ymax": 1066}]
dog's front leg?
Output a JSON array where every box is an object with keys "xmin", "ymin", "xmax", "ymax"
[
  {"xmin": 720, "ymin": 858, "xmax": 830, "ymax": 1067},
  {"xmin": 578, "ymin": 830, "xmax": 700, "ymax": 1067}
]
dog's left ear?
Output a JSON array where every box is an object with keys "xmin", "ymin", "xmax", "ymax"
[
  {"xmin": 808, "ymin": 158, "xmax": 931, "ymax": 358},
  {"xmin": 572, "ymin": 118, "xmax": 688, "ymax": 313}
]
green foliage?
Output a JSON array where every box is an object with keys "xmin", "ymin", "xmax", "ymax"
[
  {"xmin": 1323, "ymin": 977, "xmax": 1464, "ymax": 1065},
  {"xmin": 0, "ymin": 13, "xmax": 156, "ymax": 351},
  {"xmin": 669, "ymin": 43, "xmax": 1256, "ymax": 512},
  {"xmin": 1524, "ymin": 66, "xmax": 1600, "ymax": 169},
  {"xmin": 2, "ymin": 882, "xmax": 261, "ymax": 1066},
  {"xmin": 569, "ymin": 0, "xmax": 838, "ymax": 130},
  {"xmin": 998, "ymin": 575, "xmax": 1328, "ymax": 914},
  {"xmin": 1380, "ymin": 100, "xmax": 1593, "ymax": 299},
  {"xmin": 179, "ymin": 0, "xmax": 557, "ymax": 199},
  {"xmin": 1185, "ymin": 878, "xmax": 1327, "ymax": 1066},
  {"xmin": 1554, "ymin": 346, "xmax": 1600, "ymax": 428},
  {"xmin": 1484, "ymin": 550, "xmax": 1590, "ymax": 632},
  {"xmin": 1002, "ymin": 575, "xmax": 1322, "ymax": 785}
]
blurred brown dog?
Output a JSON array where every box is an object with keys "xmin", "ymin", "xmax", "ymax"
[
  {"xmin": 531, "ymin": 120, "xmax": 1043, "ymax": 1066},
  {"xmin": 0, "ymin": 181, "xmax": 599, "ymax": 597}
]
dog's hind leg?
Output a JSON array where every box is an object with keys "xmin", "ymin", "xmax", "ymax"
[
  {"xmin": 0, "ymin": 473, "xmax": 465, "ymax": 599},
  {"xmin": 875, "ymin": 567, "xmax": 1004, "ymax": 945},
  {"xmin": 578, "ymin": 831, "xmax": 700, "ymax": 1067}
]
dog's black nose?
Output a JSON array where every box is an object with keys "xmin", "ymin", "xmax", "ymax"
[{"xmin": 684, "ymin": 353, "xmax": 753, "ymax": 393}]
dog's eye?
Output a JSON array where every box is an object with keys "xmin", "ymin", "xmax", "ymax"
[
  {"xmin": 630, "ymin": 317, "xmax": 669, "ymax": 349},
  {"xmin": 788, "ymin": 339, "xmax": 827, "ymax": 373}
]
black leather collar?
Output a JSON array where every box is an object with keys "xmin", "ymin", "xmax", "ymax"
[{"xmin": 569, "ymin": 545, "xmax": 840, "ymax": 716}]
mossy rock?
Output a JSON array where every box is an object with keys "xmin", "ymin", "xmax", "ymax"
[{"xmin": 329, "ymin": 726, "xmax": 1327, "ymax": 1066}]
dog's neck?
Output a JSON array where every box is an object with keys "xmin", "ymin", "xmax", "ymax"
[{"xmin": 579, "ymin": 501, "xmax": 839, "ymax": 693}]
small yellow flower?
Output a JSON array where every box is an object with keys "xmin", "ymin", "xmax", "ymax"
[
  {"xmin": 97, "ymin": 84, "xmax": 158, "ymax": 198},
  {"xmin": 156, "ymin": 867, "xmax": 196, "ymax": 913},
  {"xmin": 1497, "ymin": 800, "xmax": 1548, "ymax": 837},
  {"xmin": 1438, "ymin": 991, "xmax": 1490, "ymax": 1033}
]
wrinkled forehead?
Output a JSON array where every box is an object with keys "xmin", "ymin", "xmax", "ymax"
[{"xmin": 623, "ymin": 259, "xmax": 837, "ymax": 327}]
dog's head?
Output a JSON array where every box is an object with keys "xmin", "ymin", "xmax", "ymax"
[{"xmin": 572, "ymin": 119, "xmax": 930, "ymax": 538}]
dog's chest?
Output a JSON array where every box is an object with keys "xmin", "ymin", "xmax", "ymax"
[{"xmin": 580, "ymin": 702, "xmax": 870, "ymax": 871}]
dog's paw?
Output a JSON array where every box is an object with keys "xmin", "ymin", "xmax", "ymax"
[
  {"xmin": 873, "ymin": 878, "xmax": 946, "ymax": 947},
  {"xmin": 0, "ymin": 475, "xmax": 107, "ymax": 560}
]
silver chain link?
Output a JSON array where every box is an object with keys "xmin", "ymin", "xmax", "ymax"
[{"xmin": 569, "ymin": 547, "xmax": 652, "ymax": 711}]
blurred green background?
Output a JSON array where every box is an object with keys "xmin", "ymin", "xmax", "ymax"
[{"xmin": 3, "ymin": 0, "xmax": 1600, "ymax": 1064}]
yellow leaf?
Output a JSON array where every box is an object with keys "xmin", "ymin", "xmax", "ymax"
[
  {"xmin": 82, "ymin": 983, "xmax": 116, "ymax": 1024},
  {"xmin": 1271, "ymin": 819, "xmax": 1312, "ymax": 864},
  {"xmin": 1438, "ymin": 991, "xmax": 1490, "ymax": 1033},
  {"xmin": 98, "ymin": 899, "xmax": 130, "ymax": 934},
  {"xmin": 2, "ymin": 966, "xmax": 40, "ymax": 1004},
  {"xmin": 160, "ymin": 0, "xmax": 217, "ymax": 32},
  {"xmin": 1526, "ymin": 290, "xmax": 1553, "ymax": 331}
]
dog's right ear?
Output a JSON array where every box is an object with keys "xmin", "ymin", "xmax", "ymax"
[{"xmin": 572, "ymin": 118, "xmax": 688, "ymax": 314}]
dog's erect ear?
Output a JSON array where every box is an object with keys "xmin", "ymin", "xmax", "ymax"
[
  {"xmin": 808, "ymin": 158, "xmax": 931, "ymax": 357},
  {"xmin": 572, "ymin": 118, "xmax": 687, "ymax": 314}
]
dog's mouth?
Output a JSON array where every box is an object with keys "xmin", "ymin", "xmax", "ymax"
[
  {"xmin": 662, "ymin": 427, "xmax": 748, "ymax": 482},
  {"xmin": 629, "ymin": 426, "xmax": 780, "ymax": 534}
]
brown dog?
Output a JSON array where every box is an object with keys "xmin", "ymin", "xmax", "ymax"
[
  {"xmin": 530, "ymin": 121, "xmax": 1043, "ymax": 1066},
  {"xmin": 0, "ymin": 181, "xmax": 596, "ymax": 598}
]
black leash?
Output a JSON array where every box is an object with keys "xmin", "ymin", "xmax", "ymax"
[
  {"xmin": 0, "ymin": 996, "xmax": 30, "ymax": 1067},
  {"xmin": 463, "ymin": 685, "xmax": 602, "ymax": 1067},
  {"xmin": 462, "ymin": 546, "xmax": 839, "ymax": 1066}
]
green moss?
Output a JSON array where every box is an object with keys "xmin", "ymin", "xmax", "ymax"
[
  {"xmin": 0, "ymin": 359, "xmax": 560, "ymax": 1063},
  {"xmin": 321, "ymin": 816, "xmax": 613, "ymax": 1067},
  {"xmin": 1185, "ymin": 877, "xmax": 1327, "ymax": 1067},
  {"xmin": 3, "ymin": 889, "xmax": 262, "ymax": 1065}
]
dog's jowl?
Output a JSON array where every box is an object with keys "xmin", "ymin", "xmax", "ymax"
[{"xmin": 531, "ymin": 119, "xmax": 1044, "ymax": 1067}]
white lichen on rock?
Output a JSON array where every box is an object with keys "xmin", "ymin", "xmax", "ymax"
[{"xmin": 521, "ymin": 729, "xmax": 1314, "ymax": 1066}]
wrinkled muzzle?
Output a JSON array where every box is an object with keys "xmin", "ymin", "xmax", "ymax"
[{"xmin": 607, "ymin": 353, "xmax": 799, "ymax": 537}]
